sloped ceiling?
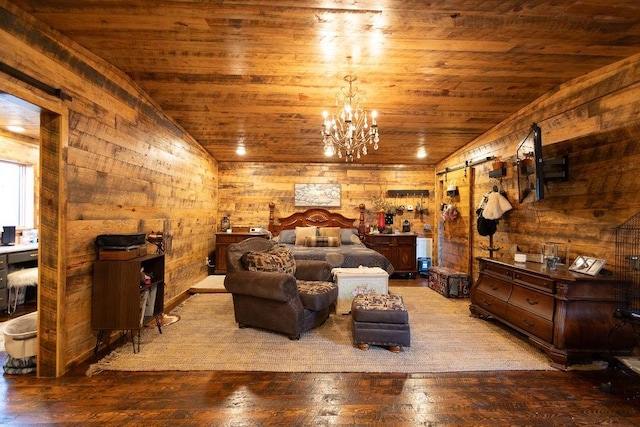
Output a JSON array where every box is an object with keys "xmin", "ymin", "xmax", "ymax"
[{"xmin": 4, "ymin": 0, "xmax": 640, "ymax": 164}]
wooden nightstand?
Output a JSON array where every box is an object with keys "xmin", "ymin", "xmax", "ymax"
[
  {"xmin": 363, "ymin": 233, "xmax": 417, "ymax": 277},
  {"xmin": 214, "ymin": 232, "xmax": 269, "ymax": 274}
]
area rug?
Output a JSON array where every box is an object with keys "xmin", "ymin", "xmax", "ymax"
[
  {"xmin": 86, "ymin": 287, "xmax": 554, "ymax": 375},
  {"xmin": 188, "ymin": 275, "xmax": 226, "ymax": 293}
]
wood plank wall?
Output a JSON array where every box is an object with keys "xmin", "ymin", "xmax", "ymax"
[
  {"xmin": 217, "ymin": 162, "xmax": 435, "ymax": 237},
  {"xmin": 0, "ymin": 2, "xmax": 217, "ymax": 374},
  {"xmin": 436, "ymin": 53, "xmax": 640, "ymax": 280},
  {"xmin": 435, "ymin": 167, "xmax": 473, "ymax": 274}
]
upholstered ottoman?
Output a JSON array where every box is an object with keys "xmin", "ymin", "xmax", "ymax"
[{"xmin": 351, "ymin": 293, "xmax": 410, "ymax": 353}]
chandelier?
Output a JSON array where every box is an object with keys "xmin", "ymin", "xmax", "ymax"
[{"xmin": 321, "ymin": 74, "xmax": 379, "ymax": 162}]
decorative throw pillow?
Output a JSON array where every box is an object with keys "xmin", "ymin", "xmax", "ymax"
[
  {"xmin": 241, "ymin": 245, "xmax": 296, "ymax": 275},
  {"xmin": 268, "ymin": 245, "xmax": 296, "ymax": 275},
  {"xmin": 319, "ymin": 227, "xmax": 341, "ymax": 241},
  {"xmin": 295, "ymin": 226, "xmax": 317, "ymax": 245},
  {"xmin": 304, "ymin": 236, "xmax": 340, "ymax": 247},
  {"xmin": 278, "ymin": 229, "xmax": 296, "ymax": 244}
]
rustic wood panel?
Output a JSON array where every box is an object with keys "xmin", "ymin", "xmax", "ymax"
[
  {"xmin": 438, "ymin": 52, "xmax": 640, "ymax": 281},
  {"xmin": 6, "ymin": 0, "xmax": 640, "ymax": 165},
  {"xmin": 435, "ymin": 168, "xmax": 472, "ymax": 273},
  {"xmin": 0, "ymin": 3, "xmax": 218, "ymax": 375},
  {"xmin": 218, "ymin": 162, "xmax": 436, "ymax": 237},
  {"xmin": 38, "ymin": 111, "xmax": 65, "ymax": 377}
]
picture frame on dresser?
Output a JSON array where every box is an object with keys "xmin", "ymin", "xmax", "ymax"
[{"xmin": 569, "ymin": 256, "xmax": 606, "ymax": 276}]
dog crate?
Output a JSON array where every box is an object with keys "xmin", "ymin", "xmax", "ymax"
[{"xmin": 614, "ymin": 213, "xmax": 640, "ymax": 325}]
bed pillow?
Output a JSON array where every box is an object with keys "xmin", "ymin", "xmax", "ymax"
[
  {"xmin": 319, "ymin": 227, "xmax": 341, "ymax": 241},
  {"xmin": 304, "ymin": 236, "xmax": 341, "ymax": 247},
  {"xmin": 277, "ymin": 229, "xmax": 296, "ymax": 244},
  {"xmin": 340, "ymin": 228, "xmax": 360, "ymax": 245},
  {"xmin": 241, "ymin": 245, "xmax": 296, "ymax": 275},
  {"xmin": 295, "ymin": 226, "xmax": 317, "ymax": 245}
]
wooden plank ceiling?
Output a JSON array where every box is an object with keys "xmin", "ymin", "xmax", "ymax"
[{"xmin": 4, "ymin": 0, "xmax": 640, "ymax": 165}]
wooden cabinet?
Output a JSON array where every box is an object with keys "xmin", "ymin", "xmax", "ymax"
[
  {"xmin": 470, "ymin": 257, "xmax": 635, "ymax": 367},
  {"xmin": 214, "ymin": 232, "xmax": 269, "ymax": 274},
  {"xmin": 92, "ymin": 254, "xmax": 164, "ymax": 353},
  {"xmin": 364, "ymin": 233, "xmax": 417, "ymax": 277}
]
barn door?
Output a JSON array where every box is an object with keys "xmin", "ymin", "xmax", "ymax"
[{"xmin": 436, "ymin": 168, "xmax": 473, "ymax": 274}]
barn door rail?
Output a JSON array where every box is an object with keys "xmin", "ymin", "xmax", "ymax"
[{"xmin": 0, "ymin": 61, "xmax": 72, "ymax": 101}]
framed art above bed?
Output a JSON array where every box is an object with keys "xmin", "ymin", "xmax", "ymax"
[{"xmin": 294, "ymin": 183, "xmax": 341, "ymax": 207}]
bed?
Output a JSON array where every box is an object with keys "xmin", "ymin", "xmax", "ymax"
[{"xmin": 268, "ymin": 203, "xmax": 394, "ymax": 275}]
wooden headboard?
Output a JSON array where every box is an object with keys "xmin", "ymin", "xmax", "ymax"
[{"xmin": 269, "ymin": 203, "xmax": 366, "ymax": 236}]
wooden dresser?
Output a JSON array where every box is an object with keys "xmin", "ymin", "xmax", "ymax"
[
  {"xmin": 214, "ymin": 232, "xmax": 269, "ymax": 274},
  {"xmin": 469, "ymin": 257, "xmax": 635, "ymax": 368},
  {"xmin": 363, "ymin": 233, "xmax": 417, "ymax": 277}
]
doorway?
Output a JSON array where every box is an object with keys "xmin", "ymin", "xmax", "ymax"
[{"xmin": 0, "ymin": 84, "xmax": 65, "ymax": 377}]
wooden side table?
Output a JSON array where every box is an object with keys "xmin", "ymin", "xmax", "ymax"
[
  {"xmin": 363, "ymin": 233, "xmax": 417, "ymax": 277},
  {"xmin": 214, "ymin": 232, "xmax": 269, "ymax": 274}
]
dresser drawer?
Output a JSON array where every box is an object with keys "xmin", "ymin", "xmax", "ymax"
[
  {"xmin": 474, "ymin": 290, "xmax": 509, "ymax": 318},
  {"xmin": 8, "ymin": 250, "xmax": 38, "ymax": 264},
  {"xmin": 0, "ymin": 254, "xmax": 6, "ymax": 269},
  {"xmin": 505, "ymin": 305, "xmax": 553, "ymax": 343},
  {"xmin": 481, "ymin": 262, "xmax": 513, "ymax": 280},
  {"xmin": 512, "ymin": 270, "xmax": 554, "ymax": 292},
  {"xmin": 0, "ymin": 269, "xmax": 6, "ymax": 288},
  {"xmin": 391, "ymin": 235, "xmax": 417, "ymax": 245},
  {"xmin": 476, "ymin": 276, "xmax": 512, "ymax": 302},
  {"xmin": 509, "ymin": 285, "xmax": 554, "ymax": 321}
]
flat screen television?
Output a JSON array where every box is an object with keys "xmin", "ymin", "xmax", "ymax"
[{"xmin": 517, "ymin": 122, "xmax": 544, "ymax": 203}]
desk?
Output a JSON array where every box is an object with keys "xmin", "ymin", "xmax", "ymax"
[{"xmin": 0, "ymin": 244, "xmax": 39, "ymax": 312}]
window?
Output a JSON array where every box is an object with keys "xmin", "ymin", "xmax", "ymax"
[{"xmin": 0, "ymin": 159, "xmax": 35, "ymax": 228}]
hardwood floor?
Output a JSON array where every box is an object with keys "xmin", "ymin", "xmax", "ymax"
[{"xmin": 1, "ymin": 277, "xmax": 639, "ymax": 426}]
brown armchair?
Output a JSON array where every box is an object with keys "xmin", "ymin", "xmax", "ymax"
[{"xmin": 223, "ymin": 237, "xmax": 338, "ymax": 339}]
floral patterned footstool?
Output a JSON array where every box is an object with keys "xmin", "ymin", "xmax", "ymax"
[{"xmin": 351, "ymin": 293, "xmax": 410, "ymax": 353}]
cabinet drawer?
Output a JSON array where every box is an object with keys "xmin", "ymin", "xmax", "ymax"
[
  {"xmin": 474, "ymin": 290, "xmax": 509, "ymax": 318},
  {"xmin": 215, "ymin": 234, "xmax": 244, "ymax": 244},
  {"xmin": 8, "ymin": 250, "xmax": 38, "ymax": 264},
  {"xmin": 0, "ymin": 270, "xmax": 6, "ymax": 287},
  {"xmin": 509, "ymin": 286, "xmax": 554, "ymax": 321},
  {"xmin": 512, "ymin": 270, "xmax": 554, "ymax": 292},
  {"xmin": 505, "ymin": 305, "xmax": 553, "ymax": 343},
  {"xmin": 0, "ymin": 254, "xmax": 6, "ymax": 269},
  {"xmin": 392, "ymin": 235, "xmax": 416, "ymax": 245},
  {"xmin": 481, "ymin": 262, "xmax": 513, "ymax": 280},
  {"xmin": 365, "ymin": 235, "xmax": 390, "ymax": 246},
  {"xmin": 476, "ymin": 275, "xmax": 512, "ymax": 301}
]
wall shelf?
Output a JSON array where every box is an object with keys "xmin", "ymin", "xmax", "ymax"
[{"xmin": 387, "ymin": 190, "xmax": 429, "ymax": 197}]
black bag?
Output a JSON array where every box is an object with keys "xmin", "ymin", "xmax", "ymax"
[{"xmin": 477, "ymin": 212, "xmax": 497, "ymax": 236}]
